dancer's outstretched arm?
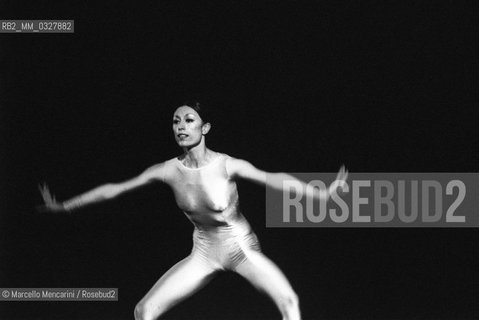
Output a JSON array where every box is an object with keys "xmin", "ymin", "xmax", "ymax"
[
  {"xmin": 37, "ymin": 163, "xmax": 165, "ymax": 213},
  {"xmin": 226, "ymin": 158, "xmax": 347, "ymax": 201}
]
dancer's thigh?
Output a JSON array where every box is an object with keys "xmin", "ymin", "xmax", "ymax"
[
  {"xmin": 234, "ymin": 251, "xmax": 296, "ymax": 302},
  {"xmin": 138, "ymin": 254, "xmax": 217, "ymax": 316}
]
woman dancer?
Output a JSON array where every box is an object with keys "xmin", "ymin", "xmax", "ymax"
[{"xmin": 39, "ymin": 102, "xmax": 347, "ymax": 320}]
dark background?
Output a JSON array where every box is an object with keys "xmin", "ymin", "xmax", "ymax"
[{"xmin": 1, "ymin": 1, "xmax": 478, "ymax": 319}]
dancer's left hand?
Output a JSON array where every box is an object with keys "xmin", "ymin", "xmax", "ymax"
[
  {"xmin": 36, "ymin": 183, "xmax": 66, "ymax": 213},
  {"xmin": 330, "ymin": 165, "xmax": 348, "ymax": 194}
]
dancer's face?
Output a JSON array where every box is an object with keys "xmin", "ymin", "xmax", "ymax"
[{"xmin": 172, "ymin": 106, "xmax": 210, "ymax": 148}]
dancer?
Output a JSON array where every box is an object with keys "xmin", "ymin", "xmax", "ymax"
[{"xmin": 38, "ymin": 102, "xmax": 347, "ymax": 320}]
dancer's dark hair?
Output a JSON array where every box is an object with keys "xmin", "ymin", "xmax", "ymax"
[{"xmin": 181, "ymin": 101, "xmax": 211, "ymax": 124}]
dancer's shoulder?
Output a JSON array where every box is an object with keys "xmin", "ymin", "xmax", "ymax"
[
  {"xmin": 145, "ymin": 157, "xmax": 181, "ymax": 184},
  {"xmin": 217, "ymin": 152, "xmax": 232, "ymax": 161},
  {"xmin": 222, "ymin": 153, "xmax": 248, "ymax": 165},
  {"xmin": 163, "ymin": 156, "xmax": 181, "ymax": 166},
  {"xmin": 222, "ymin": 154, "xmax": 259, "ymax": 179},
  {"xmin": 157, "ymin": 157, "xmax": 183, "ymax": 173}
]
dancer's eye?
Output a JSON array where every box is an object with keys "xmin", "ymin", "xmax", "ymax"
[
  {"xmin": 186, "ymin": 118, "xmax": 194, "ymax": 123},
  {"xmin": 172, "ymin": 119, "xmax": 180, "ymax": 124}
]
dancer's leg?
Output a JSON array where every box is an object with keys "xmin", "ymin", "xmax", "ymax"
[
  {"xmin": 235, "ymin": 251, "xmax": 301, "ymax": 320},
  {"xmin": 134, "ymin": 254, "xmax": 217, "ymax": 320}
]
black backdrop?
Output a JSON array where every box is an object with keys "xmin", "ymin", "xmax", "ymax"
[{"xmin": 1, "ymin": 1, "xmax": 478, "ymax": 319}]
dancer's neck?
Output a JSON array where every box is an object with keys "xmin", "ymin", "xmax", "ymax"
[{"xmin": 181, "ymin": 145, "xmax": 215, "ymax": 168}]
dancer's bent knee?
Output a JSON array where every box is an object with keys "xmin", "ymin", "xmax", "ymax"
[
  {"xmin": 134, "ymin": 301, "xmax": 164, "ymax": 320},
  {"xmin": 277, "ymin": 291, "xmax": 301, "ymax": 320},
  {"xmin": 278, "ymin": 290, "xmax": 299, "ymax": 312}
]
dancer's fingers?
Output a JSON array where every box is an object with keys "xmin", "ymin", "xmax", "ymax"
[
  {"xmin": 338, "ymin": 165, "xmax": 348, "ymax": 181},
  {"xmin": 44, "ymin": 186, "xmax": 53, "ymax": 203},
  {"xmin": 38, "ymin": 183, "xmax": 55, "ymax": 205},
  {"xmin": 43, "ymin": 189, "xmax": 51, "ymax": 203},
  {"xmin": 38, "ymin": 184, "xmax": 48, "ymax": 203}
]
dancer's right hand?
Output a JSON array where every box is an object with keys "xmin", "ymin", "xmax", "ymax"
[{"xmin": 37, "ymin": 183, "xmax": 67, "ymax": 214}]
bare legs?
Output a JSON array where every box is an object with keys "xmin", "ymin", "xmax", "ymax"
[{"xmin": 134, "ymin": 252, "xmax": 301, "ymax": 320}]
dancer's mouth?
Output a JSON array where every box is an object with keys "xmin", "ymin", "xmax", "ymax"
[{"xmin": 177, "ymin": 133, "xmax": 189, "ymax": 139}]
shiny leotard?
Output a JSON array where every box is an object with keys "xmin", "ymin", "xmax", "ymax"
[
  {"xmin": 162, "ymin": 153, "xmax": 261, "ymax": 270},
  {"xmin": 136, "ymin": 153, "xmax": 300, "ymax": 320}
]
